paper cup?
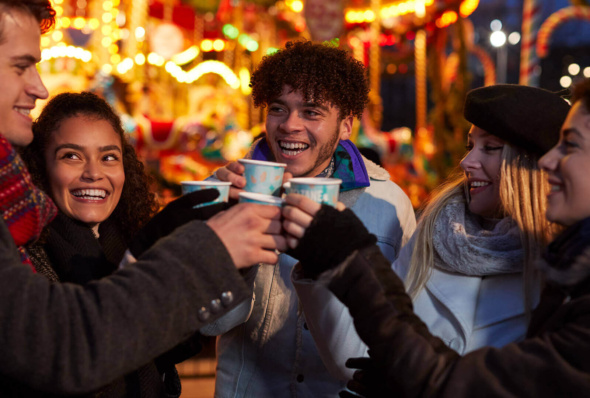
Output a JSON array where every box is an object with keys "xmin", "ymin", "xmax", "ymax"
[
  {"xmin": 239, "ymin": 192, "xmax": 285, "ymax": 207},
  {"xmin": 238, "ymin": 159, "xmax": 287, "ymax": 197},
  {"xmin": 181, "ymin": 180, "xmax": 232, "ymax": 208},
  {"xmin": 285, "ymin": 177, "xmax": 342, "ymax": 207}
]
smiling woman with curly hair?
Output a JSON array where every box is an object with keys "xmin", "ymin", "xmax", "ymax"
[
  {"xmin": 22, "ymin": 91, "xmax": 158, "ymax": 242},
  {"xmin": 19, "ymin": 92, "xmax": 188, "ymax": 397}
]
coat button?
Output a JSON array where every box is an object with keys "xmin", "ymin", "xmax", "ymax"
[
  {"xmin": 296, "ymin": 374, "xmax": 304, "ymax": 383},
  {"xmin": 198, "ymin": 307, "xmax": 210, "ymax": 321},
  {"xmin": 210, "ymin": 299, "xmax": 222, "ymax": 313},
  {"xmin": 221, "ymin": 291, "xmax": 233, "ymax": 306}
]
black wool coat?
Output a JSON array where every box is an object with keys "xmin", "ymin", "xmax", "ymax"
[
  {"xmin": 0, "ymin": 218, "xmax": 249, "ymax": 397},
  {"xmin": 324, "ymin": 232, "xmax": 590, "ymax": 397}
]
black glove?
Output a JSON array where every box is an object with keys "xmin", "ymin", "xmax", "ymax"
[
  {"xmin": 129, "ymin": 188, "xmax": 228, "ymax": 258},
  {"xmin": 287, "ymin": 205, "xmax": 377, "ymax": 279},
  {"xmin": 339, "ymin": 357, "xmax": 390, "ymax": 398}
]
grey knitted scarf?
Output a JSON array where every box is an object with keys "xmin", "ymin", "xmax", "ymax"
[{"xmin": 432, "ymin": 199, "xmax": 523, "ymax": 276}]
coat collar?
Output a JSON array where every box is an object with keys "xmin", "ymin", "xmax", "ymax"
[{"xmin": 425, "ymin": 268, "xmax": 526, "ymax": 341}]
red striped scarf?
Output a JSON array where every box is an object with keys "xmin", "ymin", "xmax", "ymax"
[{"xmin": 0, "ymin": 134, "xmax": 57, "ymax": 270}]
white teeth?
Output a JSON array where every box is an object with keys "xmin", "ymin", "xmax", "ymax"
[
  {"xmin": 71, "ymin": 189, "xmax": 107, "ymax": 200},
  {"xmin": 15, "ymin": 108, "xmax": 30, "ymax": 116},
  {"xmin": 279, "ymin": 141, "xmax": 309, "ymax": 150},
  {"xmin": 471, "ymin": 181, "xmax": 490, "ymax": 187}
]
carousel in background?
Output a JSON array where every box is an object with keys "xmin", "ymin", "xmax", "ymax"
[{"xmin": 39, "ymin": 0, "xmax": 590, "ymax": 207}]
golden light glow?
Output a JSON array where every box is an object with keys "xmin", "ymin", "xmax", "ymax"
[
  {"xmin": 291, "ymin": 0, "xmax": 303, "ymax": 12},
  {"xmin": 213, "ymin": 39, "xmax": 225, "ymax": 52},
  {"xmin": 109, "ymin": 44, "xmax": 119, "ymax": 54},
  {"xmin": 73, "ymin": 17, "xmax": 86, "ymax": 29},
  {"xmin": 116, "ymin": 57, "xmax": 134, "ymax": 74},
  {"xmin": 436, "ymin": 10, "xmax": 458, "ymax": 28},
  {"xmin": 347, "ymin": 0, "xmax": 436, "ymax": 24},
  {"xmin": 239, "ymin": 67, "xmax": 252, "ymax": 95},
  {"xmin": 110, "ymin": 54, "xmax": 121, "ymax": 64},
  {"xmin": 102, "ymin": 64, "xmax": 113, "ymax": 74},
  {"xmin": 89, "ymin": 18, "xmax": 99, "ymax": 29},
  {"xmin": 102, "ymin": 37, "xmax": 112, "ymax": 47},
  {"xmin": 135, "ymin": 27, "xmax": 146, "ymax": 39},
  {"xmin": 102, "ymin": 1, "xmax": 113, "ymax": 11},
  {"xmin": 102, "ymin": 13, "xmax": 113, "ymax": 24},
  {"xmin": 135, "ymin": 53, "xmax": 146, "ymax": 65},
  {"xmin": 148, "ymin": 52, "xmax": 165, "ymax": 66},
  {"xmin": 54, "ymin": 6, "xmax": 63, "ymax": 17},
  {"xmin": 201, "ymin": 39, "xmax": 213, "ymax": 52},
  {"xmin": 102, "ymin": 25, "xmax": 112, "ymax": 35},
  {"xmin": 51, "ymin": 30, "xmax": 63, "ymax": 41},
  {"xmin": 459, "ymin": 0, "xmax": 479, "ymax": 17},
  {"xmin": 171, "ymin": 46, "xmax": 199, "ymax": 65},
  {"xmin": 41, "ymin": 45, "xmax": 92, "ymax": 62},
  {"xmin": 165, "ymin": 60, "xmax": 240, "ymax": 87},
  {"xmin": 41, "ymin": 37, "xmax": 50, "ymax": 48},
  {"xmin": 61, "ymin": 17, "xmax": 71, "ymax": 28}
]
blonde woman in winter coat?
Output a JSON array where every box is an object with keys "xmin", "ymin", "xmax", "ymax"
[{"xmin": 290, "ymin": 84, "xmax": 570, "ymax": 381}]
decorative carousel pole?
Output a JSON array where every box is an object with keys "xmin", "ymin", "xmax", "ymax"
[
  {"xmin": 369, "ymin": 0, "xmax": 382, "ymax": 127},
  {"xmin": 414, "ymin": 0, "xmax": 427, "ymax": 136},
  {"xmin": 519, "ymin": 0, "xmax": 541, "ymax": 86}
]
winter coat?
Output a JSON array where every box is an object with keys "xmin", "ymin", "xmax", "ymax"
[
  {"xmin": 0, "ymin": 218, "xmax": 250, "ymax": 397},
  {"xmin": 207, "ymin": 156, "xmax": 416, "ymax": 397},
  {"xmin": 25, "ymin": 212, "xmax": 201, "ymax": 398},
  {"xmin": 322, "ymin": 217, "xmax": 590, "ymax": 397}
]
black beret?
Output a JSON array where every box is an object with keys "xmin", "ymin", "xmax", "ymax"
[{"xmin": 464, "ymin": 84, "xmax": 570, "ymax": 156}]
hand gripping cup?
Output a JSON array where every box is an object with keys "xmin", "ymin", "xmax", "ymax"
[
  {"xmin": 238, "ymin": 159, "xmax": 287, "ymax": 197},
  {"xmin": 284, "ymin": 178, "xmax": 342, "ymax": 207},
  {"xmin": 239, "ymin": 192, "xmax": 285, "ymax": 207},
  {"xmin": 181, "ymin": 180, "xmax": 232, "ymax": 208}
]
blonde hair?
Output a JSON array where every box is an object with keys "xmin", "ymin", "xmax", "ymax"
[{"xmin": 406, "ymin": 144, "xmax": 558, "ymax": 315}]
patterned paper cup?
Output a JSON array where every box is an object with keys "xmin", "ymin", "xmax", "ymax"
[
  {"xmin": 239, "ymin": 192, "xmax": 285, "ymax": 207},
  {"xmin": 238, "ymin": 159, "xmax": 287, "ymax": 197},
  {"xmin": 181, "ymin": 180, "xmax": 232, "ymax": 208},
  {"xmin": 284, "ymin": 178, "xmax": 342, "ymax": 207}
]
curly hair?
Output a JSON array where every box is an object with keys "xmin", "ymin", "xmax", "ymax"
[
  {"xmin": 572, "ymin": 78, "xmax": 590, "ymax": 113},
  {"xmin": 22, "ymin": 92, "xmax": 158, "ymax": 241},
  {"xmin": 250, "ymin": 40, "xmax": 369, "ymax": 120},
  {"xmin": 0, "ymin": 0, "xmax": 55, "ymax": 42}
]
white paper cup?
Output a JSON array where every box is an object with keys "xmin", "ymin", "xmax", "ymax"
[
  {"xmin": 238, "ymin": 159, "xmax": 287, "ymax": 196},
  {"xmin": 181, "ymin": 180, "xmax": 232, "ymax": 208},
  {"xmin": 284, "ymin": 177, "xmax": 342, "ymax": 207}
]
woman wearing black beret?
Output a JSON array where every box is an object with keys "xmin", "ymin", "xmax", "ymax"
[
  {"xmin": 288, "ymin": 83, "xmax": 570, "ymax": 383},
  {"xmin": 282, "ymin": 81, "xmax": 590, "ymax": 397}
]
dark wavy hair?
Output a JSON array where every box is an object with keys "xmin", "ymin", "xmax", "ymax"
[
  {"xmin": 22, "ymin": 92, "xmax": 158, "ymax": 241},
  {"xmin": 250, "ymin": 40, "xmax": 369, "ymax": 120},
  {"xmin": 0, "ymin": 0, "xmax": 56, "ymax": 43},
  {"xmin": 572, "ymin": 78, "xmax": 590, "ymax": 113}
]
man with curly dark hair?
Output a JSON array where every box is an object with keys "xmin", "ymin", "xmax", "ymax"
[
  {"xmin": 0, "ymin": 1, "xmax": 288, "ymax": 396},
  {"xmin": 212, "ymin": 40, "xmax": 416, "ymax": 397}
]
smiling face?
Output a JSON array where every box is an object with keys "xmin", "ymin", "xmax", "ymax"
[
  {"xmin": 539, "ymin": 100, "xmax": 590, "ymax": 227},
  {"xmin": 45, "ymin": 115, "xmax": 125, "ymax": 229},
  {"xmin": 0, "ymin": 11, "xmax": 49, "ymax": 146},
  {"xmin": 460, "ymin": 126, "xmax": 505, "ymax": 218},
  {"xmin": 265, "ymin": 86, "xmax": 353, "ymax": 177}
]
